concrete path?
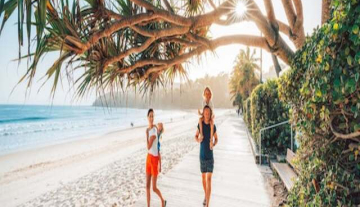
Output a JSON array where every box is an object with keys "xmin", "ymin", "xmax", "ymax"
[{"xmin": 133, "ymin": 113, "xmax": 270, "ymax": 207}]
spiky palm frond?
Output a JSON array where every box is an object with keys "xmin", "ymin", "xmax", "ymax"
[
  {"xmin": 184, "ymin": 0, "xmax": 204, "ymax": 16},
  {"xmin": 1, "ymin": 0, "xmax": 261, "ymax": 99}
]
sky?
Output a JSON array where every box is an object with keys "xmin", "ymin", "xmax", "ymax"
[{"xmin": 0, "ymin": 0, "xmax": 322, "ymax": 106}]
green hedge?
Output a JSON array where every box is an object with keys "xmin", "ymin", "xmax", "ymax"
[
  {"xmin": 278, "ymin": 0, "xmax": 360, "ymax": 205},
  {"xmin": 250, "ymin": 79, "xmax": 290, "ymax": 155},
  {"xmin": 243, "ymin": 98, "xmax": 252, "ymax": 131}
]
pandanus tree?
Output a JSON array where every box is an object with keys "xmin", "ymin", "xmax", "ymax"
[{"xmin": 0, "ymin": 0, "xmax": 332, "ymax": 96}]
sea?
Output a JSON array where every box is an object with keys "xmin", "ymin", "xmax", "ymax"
[{"xmin": 0, "ymin": 105, "xmax": 188, "ymax": 155}]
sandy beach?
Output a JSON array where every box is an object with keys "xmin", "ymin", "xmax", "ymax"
[{"xmin": 0, "ymin": 110, "xmax": 229, "ymax": 207}]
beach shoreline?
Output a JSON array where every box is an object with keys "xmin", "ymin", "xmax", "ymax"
[
  {"xmin": 0, "ymin": 105, "xmax": 194, "ymax": 156},
  {"xmin": 0, "ymin": 109, "xmax": 230, "ymax": 206}
]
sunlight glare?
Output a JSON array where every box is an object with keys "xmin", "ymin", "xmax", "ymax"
[
  {"xmin": 226, "ymin": 0, "xmax": 249, "ymax": 23},
  {"xmin": 235, "ymin": 1, "xmax": 247, "ymax": 17}
]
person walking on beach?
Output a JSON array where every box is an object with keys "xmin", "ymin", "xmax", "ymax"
[
  {"xmin": 195, "ymin": 105, "xmax": 218, "ymax": 207},
  {"xmin": 146, "ymin": 109, "xmax": 166, "ymax": 207},
  {"xmin": 198, "ymin": 87, "xmax": 215, "ymax": 150}
]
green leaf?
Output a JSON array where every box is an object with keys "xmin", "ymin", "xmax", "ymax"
[
  {"xmin": 0, "ymin": 0, "xmax": 18, "ymax": 34},
  {"xmin": 26, "ymin": 0, "xmax": 31, "ymax": 55},
  {"xmin": 349, "ymin": 154, "xmax": 355, "ymax": 161},
  {"xmin": 17, "ymin": 0, "xmax": 24, "ymax": 55},
  {"xmin": 352, "ymin": 25, "xmax": 359, "ymax": 34},
  {"xmin": 345, "ymin": 78, "xmax": 356, "ymax": 93},
  {"xmin": 345, "ymin": 47, "xmax": 350, "ymax": 55},
  {"xmin": 0, "ymin": 0, "xmax": 5, "ymax": 18},
  {"xmin": 355, "ymin": 124, "xmax": 360, "ymax": 132},
  {"xmin": 347, "ymin": 56, "xmax": 353, "ymax": 65},
  {"xmin": 316, "ymin": 89, "xmax": 322, "ymax": 97},
  {"xmin": 36, "ymin": 0, "xmax": 47, "ymax": 42}
]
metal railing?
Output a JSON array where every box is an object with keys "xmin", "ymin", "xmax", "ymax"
[{"xmin": 259, "ymin": 120, "xmax": 293, "ymax": 165}]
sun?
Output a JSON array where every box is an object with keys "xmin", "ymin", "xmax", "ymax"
[
  {"xmin": 235, "ymin": 1, "xmax": 247, "ymax": 17},
  {"xmin": 226, "ymin": 0, "xmax": 249, "ymax": 23}
]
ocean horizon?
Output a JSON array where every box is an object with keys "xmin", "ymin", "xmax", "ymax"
[{"xmin": 0, "ymin": 104, "xmax": 188, "ymax": 155}]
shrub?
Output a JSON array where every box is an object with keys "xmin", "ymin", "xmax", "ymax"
[
  {"xmin": 243, "ymin": 98, "xmax": 252, "ymax": 131},
  {"xmin": 278, "ymin": 0, "xmax": 360, "ymax": 205},
  {"xmin": 250, "ymin": 79, "xmax": 290, "ymax": 155}
]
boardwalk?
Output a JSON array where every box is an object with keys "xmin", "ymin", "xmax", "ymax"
[{"xmin": 133, "ymin": 113, "xmax": 270, "ymax": 207}]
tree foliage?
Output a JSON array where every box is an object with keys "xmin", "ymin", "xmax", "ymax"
[
  {"xmin": 229, "ymin": 47, "xmax": 260, "ymax": 107},
  {"xmin": 250, "ymin": 79, "xmax": 290, "ymax": 155},
  {"xmin": 0, "ymin": 0, "xmax": 310, "ymax": 96},
  {"xmin": 278, "ymin": 0, "xmax": 360, "ymax": 205},
  {"xmin": 243, "ymin": 97, "xmax": 252, "ymax": 131}
]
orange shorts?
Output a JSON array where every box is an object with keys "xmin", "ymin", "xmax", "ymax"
[{"xmin": 146, "ymin": 154, "xmax": 159, "ymax": 176}]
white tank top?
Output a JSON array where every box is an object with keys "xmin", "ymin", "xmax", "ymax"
[{"xmin": 148, "ymin": 127, "xmax": 158, "ymax": 156}]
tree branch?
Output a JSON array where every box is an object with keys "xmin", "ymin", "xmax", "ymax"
[
  {"xmin": 293, "ymin": 0, "xmax": 303, "ymax": 24},
  {"xmin": 186, "ymin": 33, "xmax": 211, "ymax": 49},
  {"xmin": 120, "ymin": 59, "xmax": 167, "ymax": 74},
  {"xmin": 130, "ymin": 25, "xmax": 189, "ymax": 37},
  {"xmin": 160, "ymin": 37, "xmax": 201, "ymax": 47},
  {"xmin": 102, "ymin": 25, "xmax": 190, "ymax": 71},
  {"xmin": 278, "ymin": 0, "xmax": 305, "ymax": 48},
  {"xmin": 77, "ymin": 13, "xmax": 162, "ymax": 54},
  {"xmin": 103, "ymin": 37, "xmax": 156, "ymax": 71},
  {"xmin": 162, "ymin": 0, "xmax": 174, "ymax": 13},
  {"xmin": 277, "ymin": 20, "xmax": 292, "ymax": 38},
  {"xmin": 208, "ymin": 0, "xmax": 217, "ymax": 10},
  {"xmin": 247, "ymin": 0, "xmax": 278, "ymax": 46},
  {"xmin": 73, "ymin": 0, "xmax": 233, "ymax": 55},
  {"xmin": 264, "ymin": 0, "xmax": 279, "ymax": 32},
  {"xmin": 280, "ymin": 0, "xmax": 296, "ymax": 29},
  {"xmin": 321, "ymin": 0, "xmax": 331, "ymax": 24},
  {"xmin": 141, "ymin": 35, "xmax": 274, "ymax": 80},
  {"xmin": 292, "ymin": 0, "xmax": 305, "ymax": 48},
  {"xmin": 142, "ymin": 47, "xmax": 203, "ymax": 80},
  {"xmin": 117, "ymin": 38, "xmax": 201, "ymax": 74},
  {"xmin": 330, "ymin": 118, "xmax": 360, "ymax": 140},
  {"xmin": 247, "ymin": 0, "xmax": 294, "ymax": 61},
  {"xmin": 129, "ymin": 0, "xmax": 232, "ymax": 27},
  {"xmin": 271, "ymin": 54, "xmax": 281, "ymax": 77}
]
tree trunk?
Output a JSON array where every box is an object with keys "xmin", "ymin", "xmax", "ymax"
[
  {"xmin": 321, "ymin": 0, "xmax": 331, "ymax": 25},
  {"xmin": 271, "ymin": 54, "xmax": 282, "ymax": 77}
]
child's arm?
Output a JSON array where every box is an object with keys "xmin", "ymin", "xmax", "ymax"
[{"xmin": 146, "ymin": 129, "xmax": 149, "ymax": 146}]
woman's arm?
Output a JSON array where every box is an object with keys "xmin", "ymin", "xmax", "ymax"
[
  {"xmin": 195, "ymin": 129, "xmax": 203, "ymax": 143},
  {"xmin": 213, "ymin": 132, "xmax": 218, "ymax": 146}
]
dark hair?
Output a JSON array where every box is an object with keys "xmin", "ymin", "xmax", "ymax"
[
  {"xmin": 203, "ymin": 105, "xmax": 212, "ymax": 118},
  {"xmin": 147, "ymin": 108, "xmax": 154, "ymax": 117}
]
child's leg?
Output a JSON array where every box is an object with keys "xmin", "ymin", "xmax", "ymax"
[{"xmin": 199, "ymin": 117, "xmax": 204, "ymax": 138}]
